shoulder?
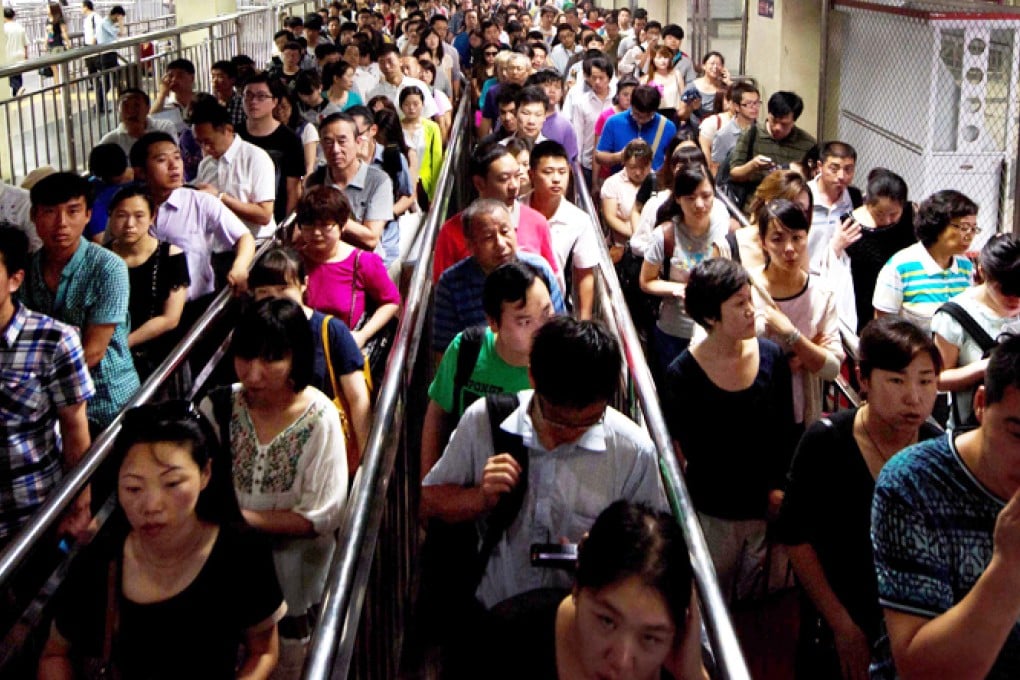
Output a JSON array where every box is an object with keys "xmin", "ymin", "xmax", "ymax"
[
  {"xmin": 875, "ymin": 435, "xmax": 954, "ymax": 498},
  {"xmin": 602, "ymin": 407, "xmax": 653, "ymax": 448}
]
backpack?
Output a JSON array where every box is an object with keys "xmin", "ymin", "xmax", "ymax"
[
  {"xmin": 452, "ymin": 325, "xmax": 487, "ymax": 416},
  {"xmin": 935, "ymin": 301, "xmax": 998, "ymax": 427}
]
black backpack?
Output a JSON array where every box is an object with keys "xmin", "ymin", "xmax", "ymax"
[{"xmin": 936, "ymin": 301, "xmax": 998, "ymax": 427}]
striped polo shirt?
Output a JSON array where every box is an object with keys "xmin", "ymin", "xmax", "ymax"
[{"xmin": 872, "ymin": 241, "xmax": 974, "ymax": 330}]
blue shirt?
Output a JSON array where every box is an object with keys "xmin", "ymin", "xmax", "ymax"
[
  {"xmin": 596, "ymin": 109, "xmax": 677, "ymax": 172},
  {"xmin": 453, "ymin": 32, "xmax": 472, "ymax": 69},
  {"xmin": 97, "ymin": 17, "xmax": 119, "ymax": 45},
  {"xmin": 432, "ymin": 252, "xmax": 566, "ymax": 353},
  {"xmin": 0, "ymin": 302, "xmax": 95, "ymax": 542},
  {"xmin": 22, "ymin": 238, "xmax": 139, "ymax": 429},
  {"xmin": 871, "ymin": 433, "xmax": 1020, "ymax": 679}
]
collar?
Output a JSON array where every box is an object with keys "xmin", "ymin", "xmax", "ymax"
[
  {"xmin": 499, "ymin": 390, "xmax": 609, "ymax": 452},
  {"xmin": 1, "ymin": 300, "xmax": 28, "ymax": 349},
  {"xmin": 219, "ymin": 134, "xmax": 242, "ymax": 164},
  {"xmin": 162, "ymin": 186, "xmax": 187, "ymax": 211},
  {"xmin": 917, "ymin": 241, "xmax": 968, "ymax": 276},
  {"xmin": 627, "ymin": 110, "xmax": 658, "ymax": 132},
  {"xmin": 808, "ymin": 176, "xmax": 852, "ymax": 212}
]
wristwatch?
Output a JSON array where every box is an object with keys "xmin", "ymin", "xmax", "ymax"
[{"xmin": 783, "ymin": 328, "xmax": 801, "ymax": 349}]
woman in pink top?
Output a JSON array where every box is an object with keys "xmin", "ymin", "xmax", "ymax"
[{"xmin": 298, "ymin": 186, "xmax": 401, "ymax": 348}]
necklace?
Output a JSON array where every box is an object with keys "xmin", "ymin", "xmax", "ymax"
[
  {"xmin": 132, "ymin": 523, "xmax": 207, "ymax": 570},
  {"xmin": 859, "ymin": 405, "xmax": 913, "ymax": 463}
]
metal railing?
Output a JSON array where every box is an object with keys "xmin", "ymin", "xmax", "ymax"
[
  {"xmin": 0, "ymin": 1, "xmax": 309, "ymax": 183},
  {"xmin": 12, "ymin": 1, "xmax": 174, "ymax": 60},
  {"xmin": 576, "ymin": 170, "xmax": 752, "ymax": 680}
]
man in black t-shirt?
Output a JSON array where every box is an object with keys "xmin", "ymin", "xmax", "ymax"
[{"xmin": 237, "ymin": 72, "xmax": 304, "ymax": 224}]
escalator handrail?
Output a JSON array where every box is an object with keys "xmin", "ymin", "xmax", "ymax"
[
  {"xmin": 575, "ymin": 167, "xmax": 752, "ymax": 680},
  {"xmin": 301, "ymin": 93, "xmax": 473, "ymax": 680},
  {"xmin": 0, "ymin": 236, "xmax": 279, "ymax": 589}
]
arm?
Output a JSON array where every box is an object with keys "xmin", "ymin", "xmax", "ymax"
[
  {"xmin": 81, "ymin": 323, "xmax": 116, "ymax": 368},
  {"xmin": 934, "ymin": 332, "xmax": 989, "ymax": 392},
  {"xmin": 421, "ymin": 453, "xmax": 521, "ymax": 521},
  {"xmin": 574, "ymin": 266, "xmax": 595, "ymax": 320},
  {"xmin": 351, "ymin": 302, "xmax": 398, "ymax": 348},
  {"xmin": 284, "ymin": 176, "xmax": 301, "ymax": 217},
  {"xmin": 56, "ymin": 402, "xmax": 92, "ymax": 541},
  {"xmin": 343, "ymin": 219, "xmax": 384, "ymax": 251},
  {"xmin": 127, "ymin": 285, "xmax": 186, "ymax": 348},
  {"xmin": 639, "ymin": 257, "xmax": 684, "ymax": 299},
  {"xmin": 478, "ymin": 116, "xmax": 492, "ymax": 137},
  {"xmin": 303, "ymin": 141, "xmax": 317, "ymax": 179},
  {"xmin": 228, "ymin": 232, "xmax": 256, "ymax": 295},
  {"xmin": 151, "ymin": 73, "xmax": 172, "ymax": 113},
  {"xmin": 788, "ymin": 544, "xmax": 870, "ymax": 680},
  {"xmin": 421, "ymin": 399, "xmax": 454, "ymax": 478},
  {"xmin": 36, "ymin": 624, "xmax": 73, "ymax": 680},
  {"xmin": 339, "ymin": 371, "xmax": 372, "ymax": 457},
  {"xmin": 241, "ymin": 508, "xmax": 316, "ymax": 536},
  {"xmin": 600, "ymin": 196, "xmax": 632, "ymax": 241},
  {"xmin": 221, "ymin": 193, "xmax": 274, "ymax": 227},
  {"xmin": 394, "ymin": 193, "xmax": 416, "ymax": 217},
  {"xmin": 236, "ymin": 624, "xmax": 279, "ymax": 680},
  {"xmin": 594, "ymin": 147, "xmax": 624, "ymax": 168}
]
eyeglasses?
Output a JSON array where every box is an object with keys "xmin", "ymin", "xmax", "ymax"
[
  {"xmin": 534, "ymin": 394, "xmax": 604, "ymax": 432},
  {"xmin": 243, "ymin": 92, "xmax": 274, "ymax": 102},
  {"xmin": 740, "ymin": 100, "xmax": 761, "ymax": 108},
  {"xmin": 298, "ymin": 222, "xmax": 339, "ymax": 233},
  {"xmin": 949, "ymin": 220, "xmax": 979, "ymax": 235},
  {"xmin": 484, "ymin": 50, "xmax": 498, "ymax": 56}
]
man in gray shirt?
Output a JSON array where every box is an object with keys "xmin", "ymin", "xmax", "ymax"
[
  {"xmin": 712, "ymin": 81, "xmax": 760, "ymax": 175},
  {"xmin": 422, "ymin": 316, "xmax": 667, "ymax": 609}
]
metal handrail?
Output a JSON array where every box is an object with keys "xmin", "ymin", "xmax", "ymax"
[
  {"xmin": 715, "ymin": 187, "xmax": 752, "ymax": 229},
  {"xmin": 302, "ymin": 93, "xmax": 472, "ymax": 680},
  {"xmin": 574, "ymin": 166, "xmax": 752, "ymax": 680},
  {"xmin": 0, "ymin": 236, "xmax": 278, "ymax": 589}
]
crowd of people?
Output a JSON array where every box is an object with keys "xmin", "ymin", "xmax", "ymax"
[{"xmin": 1, "ymin": 0, "xmax": 1020, "ymax": 679}]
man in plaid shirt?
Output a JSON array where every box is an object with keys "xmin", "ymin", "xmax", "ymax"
[{"xmin": 0, "ymin": 225, "xmax": 93, "ymax": 547}]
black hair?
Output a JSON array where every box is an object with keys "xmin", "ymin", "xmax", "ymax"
[
  {"xmin": 189, "ymin": 97, "xmax": 232, "ymax": 128},
  {"xmin": 166, "ymin": 58, "xmax": 196, "ymax": 76},
  {"xmin": 515, "ymin": 85, "xmax": 549, "ymax": 111},
  {"xmin": 503, "ymin": 136, "xmax": 531, "ymax": 158},
  {"xmin": 582, "ymin": 54, "xmax": 613, "ymax": 79},
  {"xmin": 249, "ymin": 246, "xmax": 306, "ymax": 290},
  {"xmin": 729, "ymin": 80, "xmax": 759, "ymax": 107},
  {"xmin": 296, "ymin": 184, "xmax": 351, "ymax": 228},
  {"xmin": 88, "ymin": 143, "xmax": 129, "ymax": 182},
  {"xmin": 767, "ymin": 90, "xmax": 804, "ymax": 120},
  {"xmin": 231, "ymin": 298, "xmax": 315, "ymax": 393},
  {"xmin": 322, "ymin": 59, "xmax": 354, "ymax": 90},
  {"xmin": 109, "ymin": 4, "xmax": 126, "ymax": 17},
  {"xmin": 525, "ymin": 69, "xmax": 562, "ymax": 88},
  {"xmin": 662, "ymin": 24, "xmax": 684, "ymax": 40},
  {"xmin": 630, "ymin": 84, "xmax": 661, "ymax": 114},
  {"xmin": 371, "ymin": 108, "xmax": 412, "ymax": 157},
  {"xmin": 376, "ymin": 42, "xmax": 400, "ymax": 59},
  {"xmin": 319, "ymin": 110, "xmax": 358, "ymax": 135},
  {"xmin": 858, "ymin": 315, "xmax": 942, "ymax": 379},
  {"xmin": 575, "ymin": 500, "xmax": 693, "ymax": 634},
  {"xmin": 129, "ymin": 130, "xmax": 177, "ymax": 170},
  {"xmin": 470, "ymin": 141, "xmax": 514, "ymax": 179},
  {"xmin": 645, "ymin": 20, "xmax": 662, "ymax": 33},
  {"xmin": 0, "ymin": 223, "xmax": 28, "ymax": 276},
  {"xmin": 685, "ymin": 258, "xmax": 751, "ymax": 330},
  {"xmin": 398, "ymin": 84, "xmax": 425, "ymax": 107},
  {"xmin": 482, "ymin": 260, "xmax": 548, "ymax": 321},
  {"xmin": 985, "ymin": 333, "xmax": 1020, "ymax": 406},
  {"xmin": 211, "ymin": 59, "xmax": 236, "ymax": 79},
  {"xmin": 819, "ymin": 140, "xmax": 857, "ymax": 163},
  {"xmin": 315, "ymin": 43, "xmax": 339, "ymax": 61},
  {"xmin": 3, "ymin": 8, "xmax": 15, "ymax": 19},
  {"xmin": 30, "ymin": 172, "xmax": 93, "ymax": 210},
  {"xmin": 293, "ymin": 69, "xmax": 322, "ymax": 96},
  {"xmin": 114, "ymin": 400, "xmax": 241, "ymax": 525},
  {"xmin": 530, "ymin": 317, "xmax": 620, "ymax": 407},
  {"xmin": 914, "ymin": 189, "xmax": 978, "ymax": 247},
  {"xmin": 109, "ymin": 184, "xmax": 155, "ymax": 217},
  {"xmin": 980, "ymin": 233, "xmax": 1020, "ymax": 298},
  {"xmin": 242, "ymin": 71, "xmax": 275, "ymax": 93},
  {"xmin": 274, "ymin": 29, "xmax": 294, "ymax": 41},
  {"xmin": 865, "ymin": 168, "xmax": 908, "ymax": 206},
  {"xmin": 530, "ymin": 139, "xmax": 569, "ymax": 168},
  {"xmin": 119, "ymin": 87, "xmax": 150, "ymax": 106},
  {"xmin": 612, "ymin": 75, "xmax": 639, "ymax": 107},
  {"xmin": 756, "ymin": 197, "xmax": 811, "ymax": 241},
  {"xmin": 655, "ymin": 164, "xmax": 714, "ymax": 226}
]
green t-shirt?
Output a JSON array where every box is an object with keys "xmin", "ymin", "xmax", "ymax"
[{"xmin": 428, "ymin": 326, "xmax": 532, "ymax": 418}]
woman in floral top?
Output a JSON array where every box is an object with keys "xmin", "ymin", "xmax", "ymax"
[{"xmin": 199, "ymin": 298, "xmax": 347, "ymax": 680}]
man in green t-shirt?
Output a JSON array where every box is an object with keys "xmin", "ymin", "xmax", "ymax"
[{"xmin": 421, "ymin": 261, "xmax": 555, "ymax": 476}]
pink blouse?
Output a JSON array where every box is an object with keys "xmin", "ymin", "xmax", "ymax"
[{"xmin": 305, "ymin": 248, "xmax": 401, "ymax": 328}]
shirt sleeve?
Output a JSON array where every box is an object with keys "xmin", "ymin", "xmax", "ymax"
[
  {"xmin": 596, "ymin": 117, "xmax": 617, "ymax": 153},
  {"xmin": 89, "ymin": 254, "xmax": 130, "ymax": 326},
  {"xmin": 361, "ymin": 173, "xmax": 394, "ymax": 223},
  {"xmin": 203, "ymin": 191, "xmax": 249, "ymax": 251},
  {"xmin": 427, "ymin": 332, "xmax": 463, "ymax": 413},
  {"xmin": 292, "ymin": 399, "xmax": 348, "ymax": 534},
  {"xmin": 642, "ymin": 226, "xmax": 666, "ymax": 267},
  {"xmin": 422, "ymin": 397, "xmax": 489, "ymax": 487},
  {"xmin": 872, "ymin": 259, "xmax": 905, "ymax": 314},
  {"xmin": 47, "ymin": 324, "xmax": 96, "ymax": 408},
  {"xmin": 362, "ymin": 251, "xmax": 401, "ymax": 307},
  {"xmin": 251, "ymin": 147, "xmax": 278, "ymax": 203},
  {"xmin": 283, "ymin": 131, "xmax": 306, "ymax": 178},
  {"xmin": 570, "ymin": 218, "xmax": 602, "ymax": 270},
  {"xmin": 167, "ymin": 250, "xmax": 191, "ymax": 289},
  {"xmin": 930, "ymin": 306, "xmax": 966, "ymax": 348},
  {"xmin": 728, "ymin": 125, "xmax": 753, "ymax": 174}
]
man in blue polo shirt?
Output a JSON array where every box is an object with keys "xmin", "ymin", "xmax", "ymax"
[{"xmin": 595, "ymin": 84, "xmax": 677, "ymax": 174}]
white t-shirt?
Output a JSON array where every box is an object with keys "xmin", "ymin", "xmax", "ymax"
[
  {"xmin": 2, "ymin": 21, "xmax": 28, "ymax": 66},
  {"xmin": 630, "ymin": 189, "xmax": 730, "ymax": 257},
  {"xmin": 521, "ymin": 194, "xmax": 600, "ymax": 274},
  {"xmin": 195, "ymin": 135, "xmax": 278, "ymax": 239}
]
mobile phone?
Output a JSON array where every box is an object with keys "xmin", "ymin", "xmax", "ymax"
[
  {"xmin": 530, "ymin": 542, "xmax": 578, "ymax": 569},
  {"xmin": 839, "ymin": 211, "xmax": 857, "ymax": 225},
  {"xmin": 759, "ymin": 155, "xmax": 772, "ymax": 164}
]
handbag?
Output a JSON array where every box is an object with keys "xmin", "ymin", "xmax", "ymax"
[{"xmin": 321, "ymin": 314, "xmax": 367, "ymax": 468}]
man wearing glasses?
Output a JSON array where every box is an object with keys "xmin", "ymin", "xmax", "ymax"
[
  {"xmin": 422, "ymin": 316, "xmax": 667, "ymax": 610},
  {"xmin": 711, "ymin": 80, "xmax": 759, "ymax": 177}
]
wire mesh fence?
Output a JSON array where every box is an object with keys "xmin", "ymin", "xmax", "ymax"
[{"xmin": 830, "ymin": 0, "xmax": 1020, "ymax": 244}]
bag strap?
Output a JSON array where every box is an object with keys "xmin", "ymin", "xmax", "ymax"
[
  {"xmin": 649, "ymin": 115, "xmax": 667, "ymax": 161},
  {"xmin": 453, "ymin": 325, "xmax": 487, "ymax": 415},
  {"xmin": 660, "ymin": 222, "xmax": 675, "ymax": 282},
  {"xmin": 475, "ymin": 393, "xmax": 526, "ymax": 587},
  {"xmin": 321, "ymin": 315, "xmax": 342, "ymax": 400},
  {"xmin": 725, "ymin": 231, "xmax": 741, "ymax": 263},
  {"xmin": 937, "ymin": 301, "xmax": 997, "ymax": 352},
  {"xmin": 347, "ymin": 250, "xmax": 362, "ymax": 329},
  {"xmin": 102, "ymin": 557, "xmax": 120, "ymax": 667},
  {"xmin": 207, "ymin": 386, "xmax": 234, "ymax": 451}
]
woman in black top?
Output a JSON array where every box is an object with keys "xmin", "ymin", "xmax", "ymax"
[
  {"xmin": 45, "ymin": 3, "xmax": 70, "ymax": 84},
  {"xmin": 484, "ymin": 501, "xmax": 705, "ymax": 680},
  {"xmin": 844, "ymin": 169, "xmax": 917, "ymax": 333},
  {"xmin": 773, "ymin": 316, "xmax": 941, "ymax": 679},
  {"xmin": 106, "ymin": 186, "xmax": 190, "ymax": 380}
]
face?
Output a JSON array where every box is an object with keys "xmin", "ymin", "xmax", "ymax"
[
  {"xmin": 505, "ymin": 59, "xmax": 530, "ymax": 85},
  {"xmin": 299, "ymin": 220, "xmax": 341, "ymax": 261},
  {"xmin": 476, "ymin": 154, "xmax": 521, "ymax": 204},
  {"xmin": 243, "ymin": 82, "xmax": 277, "ymax": 120},
  {"xmin": 192, "ymin": 122, "xmax": 233, "ymax": 159},
  {"xmin": 974, "ymin": 385, "xmax": 1020, "ymax": 497},
  {"xmin": 736, "ymin": 92, "xmax": 761, "ymax": 120},
  {"xmin": 588, "ymin": 66, "xmax": 609, "ymax": 96},
  {"xmin": 617, "ymin": 86, "xmax": 635, "ymax": 111},
  {"xmin": 531, "ymin": 48, "xmax": 547, "ymax": 70},
  {"xmin": 118, "ymin": 441, "xmax": 210, "ymax": 541},
  {"xmin": 573, "ymin": 576, "xmax": 677, "ymax": 680},
  {"xmin": 630, "ymin": 107, "xmax": 655, "ymax": 127},
  {"xmin": 401, "ymin": 56, "xmax": 422, "ymax": 79},
  {"xmin": 210, "ymin": 68, "xmax": 234, "ymax": 95},
  {"xmin": 236, "ymin": 353, "xmax": 296, "ymax": 400},
  {"xmin": 378, "ymin": 52, "xmax": 402, "ymax": 80},
  {"xmin": 488, "ymin": 102, "xmax": 515, "ymax": 135},
  {"xmin": 516, "ymin": 101, "xmax": 547, "ymax": 139},
  {"xmin": 401, "ymin": 93, "xmax": 424, "ymax": 119},
  {"xmin": 531, "ymin": 156, "xmax": 570, "ymax": 200},
  {"xmin": 141, "ymin": 141, "xmax": 183, "ymax": 192},
  {"xmin": 767, "ymin": 113, "xmax": 796, "ymax": 141},
  {"xmin": 867, "ymin": 196, "xmax": 904, "ymax": 228},
  {"xmin": 466, "ymin": 11, "xmax": 478, "ymax": 29},
  {"xmin": 273, "ymin": 96, "xmax": 292, "ymax": 125},
  {"xmin": 624, "ymin": 157, "xmax": 651, "ymax": 186},
  {"xmin": 538, "ymin": 80, "xmax": 562, "ymax": 108},
  {"xmin": 710, "ymin": 284, "xmax": 756, "ymax": 339},
  {"xmin": 320, "ymin": 120, "xmax": 362, "ymax": 172},
  {"xmin": 761, "ymin": 219, "xmax": 807, "ymax": 273},
  {"xmin": 794, "ymin": 189, "xmax": 811, "ymax": 215},
  {"xmin": 559, "ymin": 29, "xmax": 575, "ymax": 48},
  {"xmin": 819, "ymin": 155, "xmax": 856, "ymax": 194},
  {"xmin": 935, "ymin": 214, "xmax": 978, "ymax": 255},
  {"xmin": 108, "ymin": 195, "xmax": 153, "ymax": 246},
  {"xmin": 166, "ymin": 68, "xmax": 194, "ymax": 95},
  {"xmin": 533, "ymin": 393, "xmax": 608, "ymax": 448},
  {"xmin": 338, "ymin": 66, "xmax": 355, "ymax": 91},
  {"xmin": 516, "ymin": 151, "xmax": 531, "ymax": 193},
  {"xmin": 677, "ymin": 179, "xmax": 714, "ymax": 229},
  {"xmin": 119, "ymin": 93, "xmax": 149, "ymax": 125},
  {"xmin": 431, "ymin": 21, "xmax": 447, "ymax": 41},
  {"xmin": 467, "ymin": 208, "xmax": 516, "ymax": 272},
  {"xmin": 484, "ymin": 23, "xmax": 500, "ymax": 43},
  {"xmin": 860, "ymin": 353, "xmax": 938, "ymax": 433},
  {"xmin": 663, "ymin": 34, "xmax": 680, "ymax": 50},
  {"xmin": 491, "ymin": 278, "xmax": 553, "ymax": 355},
  {"xmin": 32, "ymin": 196, "xmax": 90, "ymax": 253},
  {"xmin": 344, "ymin": 45, "xmax": 361, "ymax": 65},
  {"xmin": 703, "ymin": 54, "xmax": 724, "ymax": 78},
  {"xmin": 0, "ymin": 257, "xmax": 24, "ymax": 309}
]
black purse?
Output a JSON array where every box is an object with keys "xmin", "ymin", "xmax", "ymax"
[{"xmin": 77, "ymin": 559, "xmax": 121, "ymax": 680}]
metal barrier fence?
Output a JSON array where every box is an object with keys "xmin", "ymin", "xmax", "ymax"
[
  {"xmin": 0, "ymin": 1, "xmax": 309, "ymax": 183},
  {"xmin": 12, "ymin": 1, "xmax": 173, "ymax": 60},
  {"xmin": 827, "ymin": 0, "xmax": 1020, "ymax": 241}
]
